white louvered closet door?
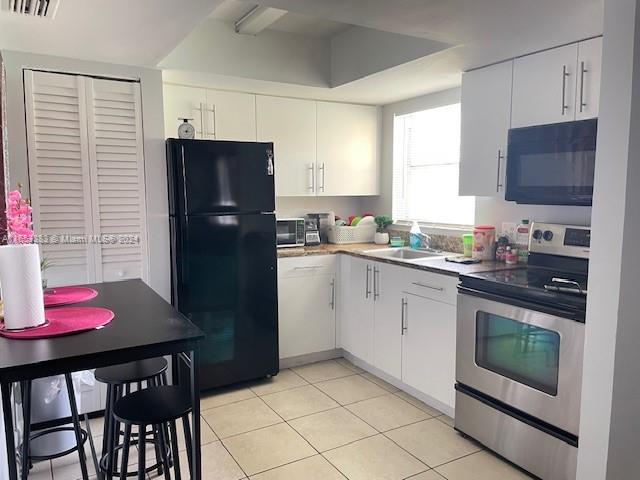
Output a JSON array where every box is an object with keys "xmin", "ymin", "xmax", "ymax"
[
  {"xmin": 84, "ymin": 77, "xmax": 148, "ymax": 283},
  {"xmin": 24, "ymin": 70, "xmax": 96, "ymax": 286},
  {"xmin": 25, "ymin": 71, "xmax": 148, "ymax": 286}
]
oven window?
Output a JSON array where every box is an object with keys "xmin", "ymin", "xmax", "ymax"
[{"xmin": 475, "ymin": 312, "xmax": 560, "ymax": 396}]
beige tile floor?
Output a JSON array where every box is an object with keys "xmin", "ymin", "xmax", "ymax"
[{"xmin": 35, "ymin": 358, "xmax": 534, "ymax": 480}]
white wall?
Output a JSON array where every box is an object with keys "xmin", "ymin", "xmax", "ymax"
[
  {"xmin": 1, "ymin": 50, "xmax": 170, "ymax": 302},
  {"xmin": 577, "ymin": 0, "xmax": 640, "ymax": 477},
  {"xmin": 377, "ymin": 87, "xmax": 592, "ymax": 228},
  {"xmin": 159, "ymin": 19, "xmax": 331, "ymax": 88},
  {"xmin": 330, "ymin": 26, "xmax": 449, "ymax": 87},
  {"xmin": 276, "ymin": 196, "xmax": 374, "ymax": 220}
]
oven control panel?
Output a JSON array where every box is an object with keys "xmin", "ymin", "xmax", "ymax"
[{"xmin": 529, "ymin": 222, "xmax": 590, "ymax": 259}]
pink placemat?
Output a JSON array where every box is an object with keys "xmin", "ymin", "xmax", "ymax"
[
  {"xmin": 0, "ymin": 307, "xmax": 114, "ymax": 340},
  {"xmin": 44, "ymin": 287, "xmax": 98, "ymax": 307}
]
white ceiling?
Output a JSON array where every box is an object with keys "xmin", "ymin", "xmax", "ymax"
[
  {"xmin": 208, "ymin": 0, "xmax": 352, "ymax": 38},
  {"xmin": 253, "ymin": 0, "xmax": 604, "ymax": 70},
  {"xmin": 0, "ymin": 0, "xmax": 604, "ymax": 105},
  {"xmin": 0, "ymin": 0, "xmax": 221, "ymax": 66}
]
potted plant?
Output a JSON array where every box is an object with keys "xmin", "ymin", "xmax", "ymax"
[{"xmin": 374, "ymin": 215, "xmax": 393, "ymax": 245}]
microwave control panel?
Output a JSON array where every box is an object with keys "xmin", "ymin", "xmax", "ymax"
[{"xmin": 529, "ymin": 222, "xmax": 590, "ymax": 259}]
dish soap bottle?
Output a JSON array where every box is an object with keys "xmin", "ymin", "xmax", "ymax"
[
  {"xmin": 516, "ymin": 219, "xmax": 530, "ymax": 263},
  {"xmin": 409, "ymin": 221, "xmax": 422, "ymax": 249}
]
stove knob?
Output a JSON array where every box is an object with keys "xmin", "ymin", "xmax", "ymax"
[
  {"xmin": 543, "ymin": 230, "xmax": 554, "ymax": 241},
  {"xmin": 532, "ymin": 229, "xmax": 543, "ymax": 240}
]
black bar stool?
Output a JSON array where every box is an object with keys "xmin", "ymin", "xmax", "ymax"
[
  {"xmin": 20, "ymin": 374, "xmax": 90, "ymax": 479},
  {"xmin": 113, "ymin": 386, "xmax": 193, "ymax": 480},
  {"xmin": 95, "ymin": 358, "xmax": 168, "ymax": 478}
]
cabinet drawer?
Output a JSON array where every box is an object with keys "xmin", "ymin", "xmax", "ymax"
[
  {"xmin": 278, "ymin": 255, "xmax": 337, "ymax": 278},
  {"xmin": 402, "ymin": 269, "xmax": 458, "ymax": 305}
]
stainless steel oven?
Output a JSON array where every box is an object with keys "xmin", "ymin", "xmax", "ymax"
[
  {"xmin": 454, "ymin": 223, "xmax": 590, "ymax": 480},
  {"xmin": 457, "ymin": 293, "xmax": 584, "ymax": 436}
]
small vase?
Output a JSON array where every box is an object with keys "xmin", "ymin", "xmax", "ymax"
[{"xmin": 374, "ymin": 232, "xmax": 389, "ymax": 245}]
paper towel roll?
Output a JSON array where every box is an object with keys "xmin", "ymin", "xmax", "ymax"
[{"xmin": 0, "ymin": 244, "xmax": 46, "ymax": 330}]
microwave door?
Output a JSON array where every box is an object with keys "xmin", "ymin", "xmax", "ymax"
[{"xmin": 505, "ymin": 120, "xmax": 596, "ymax": 206}]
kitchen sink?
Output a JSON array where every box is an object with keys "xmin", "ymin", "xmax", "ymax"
[{"xmin": 364, "ymin": 247, "xmax": 446, "ymax": 261}]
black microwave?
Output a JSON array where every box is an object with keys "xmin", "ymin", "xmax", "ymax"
[{"xmin": 505, "ymin": 119, "xmax": 597, "ymax": 206}]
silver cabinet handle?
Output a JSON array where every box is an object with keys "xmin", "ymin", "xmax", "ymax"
[
  {"xmin": 496, "ymin": 149, "xmax": 505, "ymax": 192},
  {"xmin": 308, "ymin": 164, "xmax": 315, "ymax": 191},
  {"xmin": 401, "ymin": 298, "xmax": 408, "ymax": 334},
  {"xmin": 579, "ymin": 61, "xmax": 588, "ymax": 113},
  {"xmin": 192, "ymin": 104, "xmax": 204, "ymax": 136},
  {"xmin": 373, "ymin": 266, "xmax": 380, "ymax": 300},
  {"xmin": 293, "ymin": 266, "xmax": 324, "ymax": 270},
  {"xmin": 561, "ymin": 65, "xmax": 570, "ymax": 115},
  {"xmin": 318, "ymin": 163, "xmax": 325, "ymax": 192},
  {"xmin": 204, "ymin": 104, "xmax": 216, "ymax": 138},
  {"xmin": 365, "ymin": 265, "xmax": 371, "ymax": 299},
  {"xmin": 411, "ymin": 281, "xmax": 444, "ymax": 292},
  {"xmin": 330, "ymin": 279, "xmax": 335, "ymax": 310}
]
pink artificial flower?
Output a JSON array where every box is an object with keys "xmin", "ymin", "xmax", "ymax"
[{"xmin": 6, "ymin": 189, "xmax": 34, "ymax": 244}]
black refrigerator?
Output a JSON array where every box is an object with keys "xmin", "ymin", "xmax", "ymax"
[{"xmin": 166, "ymin": 139, "xmax": 279, "ymax": 391}]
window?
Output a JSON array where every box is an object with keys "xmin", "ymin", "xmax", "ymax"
[{"xmin": 392, "ymin": 103, "xmax": 475, "ymax": 226}]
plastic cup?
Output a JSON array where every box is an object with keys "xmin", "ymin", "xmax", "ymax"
[{"xmin": 462, "ymin": 233, "xmax": 473, "ymax": 257}]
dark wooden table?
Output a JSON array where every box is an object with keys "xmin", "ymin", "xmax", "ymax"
[{"xmin": 0, "ymin": 279, "xmax": 205, "ymax": 480}]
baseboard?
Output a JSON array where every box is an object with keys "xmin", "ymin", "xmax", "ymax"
[
  {"xmin": 341, "ymin": 350, "xmax": 455, "ymax": 418},
  {"xmin": 279, "ymin": 349, "xmax": 342, "ymax": 369}
]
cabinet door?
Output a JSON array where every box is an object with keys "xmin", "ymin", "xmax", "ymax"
[
  {"xmin": 278, "ymin": 274, "xmax": 336, "ymax": 359},
  {"xmin": 511, "ymin": 44, "xmax": 579, "ymax": 128},
  {"xmin": 372, "ymin": 262, "xmax": 404, "ymax": 378},
  {"xmin": 24, "ymin": 70, "xmax": 97, "ymax": 286},
  {"xmin": 205, "ymin": 89, "xmax": 256, "ymax": 141},
  {"xmin": 459, "ymin": 61, "xmax": 513, "ymax": 197},
  {"xmin": 402, "ymin": 294, "xmax": 457, "ymax": 410},
  {"xmin": 576, "ymin": 37, "xmax": 602, "ymax": 121},
  {"xmin": 256, "ymin": 95, "xmax": 316, "ymax": 196},
  {"xmin": 163, "ymin": 84, "xmax": 207, "ymax": 139},
  {"xmin": 85, "ymin": 78, "xmax": 149, "ymax": 283},
  {"xmin": 343, "ymin": 257, "xmax": 375, "ymax": 363},
  {"xmin": 316, "ymin": 102, "xmax": 380, "ymax": 196}
]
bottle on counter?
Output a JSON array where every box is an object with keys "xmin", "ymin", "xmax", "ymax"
[
  {"xmin": 506, "ymin": 246, "xmax": 519, "ymax": 265},
  {"xmin": 409, "ymin": 221, "xmax": 422, "ymax": 249},
  {"xmin": 495, "ymin": 235, "xmax": 510, "ymax": 262},
  {"xmin": 516, "ymin": 219, "xmax": 530, "ymax": 263}
]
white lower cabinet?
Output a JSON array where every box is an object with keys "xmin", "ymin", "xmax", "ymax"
[
  {"xmin": 342, "ymin": 257, "xmax": 375, "ymax": 364},
  {"xmin": 341, "ymin": 255, "xmax": 457, "ymax": 411},
  {"xmin": 401, "ymin": 293, "xmax": 457, "ymax": 409},
  {"xmin": 277, "ymin": 256, "xmax": 337, "ymax": 359}
]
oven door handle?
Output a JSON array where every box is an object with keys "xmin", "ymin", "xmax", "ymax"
[{"xmin": 457, "ymin": 286, "xmax": 585, "ymax": 323}]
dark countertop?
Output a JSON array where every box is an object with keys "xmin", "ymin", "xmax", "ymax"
[
  {"xmin": 277, "ymin": 243, "xmax": 518, "ymax": 277},
  {"xmin": 0, "ymin": 279, "xmax": 204, "ymax": 380}
]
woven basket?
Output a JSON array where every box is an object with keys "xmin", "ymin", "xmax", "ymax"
[{"xmin": 327, "ymin": 225, "xmax": 376, "ymax": 244}]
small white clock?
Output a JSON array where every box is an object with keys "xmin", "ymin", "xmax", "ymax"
[{"xmin": 178, "ymin": 118, "xmax": 196, "ymax": 139}]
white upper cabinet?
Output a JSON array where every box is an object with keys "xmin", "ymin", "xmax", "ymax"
[
  {"xmin": 163, "ymin": 85, "xmax": 256, "ymax": 141},
  {"xmin": 256, "ymin": 95, "xmax": 317, "ymax": 197},
  {"xmin": 576, "ymin": 37, "xmax": 602, "ymax": 120},
  {"xmin": 511, "ymin": 44, "xmax": 579, "ymax": 128},
  {"xmin": 205, "ymin": 89, "xmax": 256, "ymax": 141},
  {"xmin": 163, "ymin": 84, "xmax": 207, "ymax": 139},
  {"xmin": 316, "ymin": 102, "xmax": 380, "ymax": 196},
  {"xmin": 459, "ymin": 60, "xmax": 513, "ymax": 197}
]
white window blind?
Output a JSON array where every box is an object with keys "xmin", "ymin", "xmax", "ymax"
[
  {"xmin": 392, "ymin": 103, "xmax": 475, "ymax": 226},
  {"xmin": 24, "ymin": 70, "xmax": 148, "ymax": 287}
]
